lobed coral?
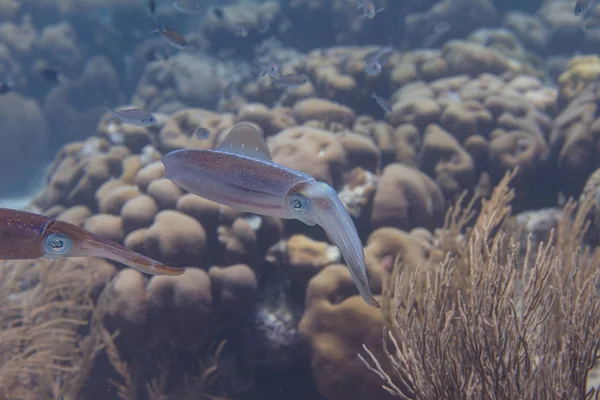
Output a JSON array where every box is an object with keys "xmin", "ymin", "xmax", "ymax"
[{"xmin": 4, "ymin": 0, "xmax": 600, "ymax": 398}]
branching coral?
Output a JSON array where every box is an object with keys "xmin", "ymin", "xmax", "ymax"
[
  {"xmin": 0, "ymin": 258, "xmax": 113, "ymax": 399},
  {"xmin": 98, "ymin": 323, "xmax": 231, "ymax": 400},
  {"xmin": 360, "ymin": 171, "xmax": 600, "ymax": 399}
]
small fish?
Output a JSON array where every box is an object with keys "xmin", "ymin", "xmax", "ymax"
[
  {"xmin": 364, "ymin": 46, "xmax": 393, "ymax": 76},
  {"xmin": 149, "ymin": 26, "xmax": 187, "ymax": 49},
  {"xmin": 147, "ymin": 0, "xmax": 156, "ymax": 17},
  {"xmin": 193, "ymin": 126, "xmax": 210, "ymax": 139},
  {"xmin": 0, "ymin": 81, "xmax": 11, "ymax": 95},
  {"xmin": 272, "ymin": 74, "xmax": 310, "ymax": 89},
  {"xmin": 370, "ymin": 92, "xmax": 393, "ymax": 112},
  {"xmin": 213, "ymin": 7, "xmax": 224, "ymax": 19},
  {"xmin": 103, "ymin": 107, "xmax": 157, "ymax": 127},
  {"xmin": 40, "ymin": 67, "xmax": 66, "ymax": 84},
  {"xmin": 575, "ymin": 0, "xmax": 596, "ymax": 15},
  {"xmin": 259, "ymin": 62, "xmax": 281, "ymax": 79},
  {"xmin": 357, "ymin": 0, "xmax": 384, "ymax": 19}
]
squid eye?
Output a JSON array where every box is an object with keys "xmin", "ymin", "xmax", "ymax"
[
  {"xmin": 43, "ymin": 233, "xmax": 73, "ymax": 256},
  {"xmin": 289, "ymin": 194, "xmax": 310, "ymax": 214}
]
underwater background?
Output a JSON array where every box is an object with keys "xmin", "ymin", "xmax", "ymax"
[{"xmin": 2, "ymin": 0, "xmax": 600, "ymax": 398}]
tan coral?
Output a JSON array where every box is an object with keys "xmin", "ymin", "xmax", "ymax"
[
  {"xmin": 464, "ymin": 134, "xmax": 490, "ymax": 167},
  {"xmin": 488, "ymin": 128, "xmax": 550, "ymax": 206},
  {"xmin": 363, "ymin": 227, "xmax": 429, "ymax": 278},
  {"xmin": 286, "ymin": 234, "xmax": 340, "ymax": 292},
  {"xmin": 55, "ymin": 205, "xmax": 93, "ymax": 226},
  {"xmin": 118, "ymin": 155, "xmax": 143, "ymax": 184},
  {"xmin": 209, "ymin": 264, "xmax": 258, "ymax": 316},
  {"xmin": 504, "ymin": 75, "xmax": 557, "ymax": 114},
  {"xmin": 467, "ymin": 28, "xmax": 533, "ymax": 71},
  {"xmin": 83, "ymin": 213, "xmax": 125, "ymax": 243},
  {"xmin": 121, "ymin": 194, "xmax": 159, "ymax": 234},
  {"xmin": 420, "ymin": 124, "xmax": 477, "ymax": 200},
  {"xmin": 176, "ymin": 194, "xmax": 229, "ymax": 235},
  {"xmin": 371, "ymin": 163, "xmax": 446, "ymax": 231},
  {"xmin": 338, "ymin": 132, "xmax": 380, "ymax": 173},
  {"xmin": 146, "ymin": 268, "xmax": 215, "ymax": 349},
  {"xmin": 304, "ymin": 48, "xmax": 360, "ymax": 101},
  {"xmin": 362, "ymin": 121, "xmax": 420, "ymax": 167},
  {"xmin": 126, "ymin": 210, "xmax": 207, "ymax": 268},
  {"xmin": 440, "ymin": 99, "xmax": 494, "ymax": 141},
  {"xmin": 217, "ymin": 217, "xmax": 260, "ymax": 265},
  {"xmin": 557, "ymin": 55, "xmax": 600, "ymax": 109},
  {"xmin": 134, "ymin": 161, "xmax": 165, "ymax": 192},
  {"xmin": 236, "ymin": 103, "xmax": 296, "ymax": 136},
  {"xmin": 146, "ymin": 178, "xmax": 183, "ymax": 210},
  {"xmin": 268, "ymin": 126, "xmax": 346, "ymax": 186},
  {"xmin": 386, "ymin": 96, "xmax": 441, "ymax": 129},
  {"xmin": 65, "ymin": 148, "xmax": 126, "ymax": 207},
  {"xmin": 298, "ymin": 263, "xmax": 390, "ymax": 400},
  {"xmin": 420, "ymin": 55, "xmax": 449, "ymax": 80},
  {"xmin": 338, "ymin": 167, "xmax": 377, "ymax": 221},
  {"xmin": 98, "ymin": 118, "xmax": 151, "ymax": 153},
  {"xmin": 96, "ymin": 182, "xmax": 140, "ymax": 215},
  {"xmin": 159, "ymin": 108, "xmax": 231, "ymax": 152},
  {"xmin": 243, "ymin": 77, "xmax": 287, "ymax": 105},
  {"xmin": 292, "ymin": 98, "xmax": 356, "ymax": 128},
  {"xmin": 103, "ymin": 269, "xmax": 149, "ymax": 346},
  {"xmin": 353, "ymin": 118, "xmax": 413, "ymax": 166},
  {"xmin": 443, "ymin": 40, "xmax": 517, "ymax": 77}
]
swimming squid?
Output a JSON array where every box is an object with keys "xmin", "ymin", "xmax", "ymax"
[
  {"xmin": 161, "ymin": 123, "xmax": 380, "ymax": 307},
  {"xmin": 0, "ymin": 208, "xmax": 183, "ymax": 276}
]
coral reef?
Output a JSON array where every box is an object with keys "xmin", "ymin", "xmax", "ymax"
[{"xmin": 3, "ymin": 0, "xmax": 600, "ymax": 398}]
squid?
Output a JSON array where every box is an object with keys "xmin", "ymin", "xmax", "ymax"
[
  {"xmin": 0, "ymin": 208, "xmax": 184, "ymax": 276},
  {"xmin": 162, "ymin": 123, "xmax": 380, "ymax": 307}
]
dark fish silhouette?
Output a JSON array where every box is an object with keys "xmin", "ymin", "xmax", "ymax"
[
  {"xmin": 213, "ymin": 7, "xmax": 224, "ymax": 19},
  {"xmin": 148, "ymin": 0, "xmax": 156, "ymax": 17}
]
